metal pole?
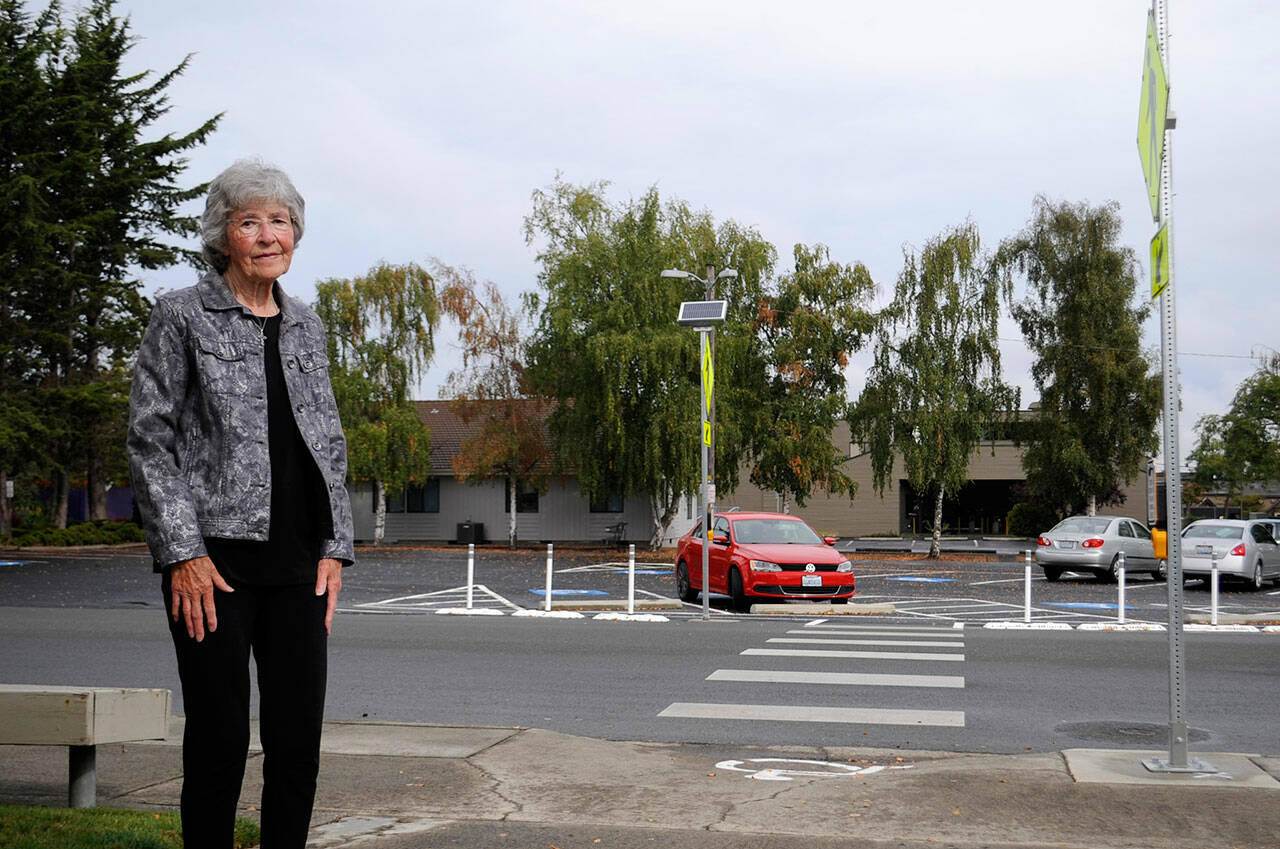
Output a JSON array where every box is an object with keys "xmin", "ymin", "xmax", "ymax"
[
  {"xmin": 1143, "ymin": 0, "xmax": 1209, "ymax": 775},
  {"xmin": 466, "ymin": 543, "xmax": 475, "ymax": 610},
  {"xmin": 1023, "ymin": 550, "xmax": 1032, "ymax": 623},
  {"xmin": 545, "ymin": 543, "xmax": 554, "ymax": 612},
  {"xmin": 628, "ymin": 543, "xmax": 636, "ymax": 615},
  {"xmin": 69, "ymin": 744, "xmax": 95, "ymax": 808},
  {"xmin": 1210, "ymin": 554, "xmax": 1219, "ymax": 627},
  {"xmin": 1117, "ymin": 552, "xmax": 1126, "ymax": 624},
  {"xmin": 700, "ymin": 327, "xmax": 711, "ymax": 621}
]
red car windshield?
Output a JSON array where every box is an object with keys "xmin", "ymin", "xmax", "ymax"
[{"xmin": 731, "ymin": 518, "xmax": 823, "ymax": 545}]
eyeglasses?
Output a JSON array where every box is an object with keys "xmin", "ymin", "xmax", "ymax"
[{"xmin": 228, "ymin": 216, "xmax": 293, "ymax": 238}]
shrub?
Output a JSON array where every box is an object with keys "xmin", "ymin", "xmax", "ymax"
[
  {"xmin": 6, "ymin": 520, "xmax": 144, "ymax": 547},
  {"xmin": 1006, "ymin": 503, "xmax": 1060, "ymax": 538}
]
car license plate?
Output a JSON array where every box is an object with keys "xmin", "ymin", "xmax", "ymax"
[
  {"xmin": 802, "ymin": 574, "xmax": 822, "ymax": 587},
  {"xmin": 1058, "ymin": 540, "xmax": 1075, "ymax": 549},
  {"xmin": 1195, "ymin": 545, "xmax": 1212, "ymax": 556}
]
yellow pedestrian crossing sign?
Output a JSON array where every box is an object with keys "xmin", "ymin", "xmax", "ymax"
[
  {"xmin": 1150, "ymin": 221, "xmax": 1170, "ymax": 299},
  {"xmin": 1137, "ymin": 9, "xmax": 1169, "ymax": 222},
  {"xmin": 702, "ymin": 334, "xmax": 714, "ymax": 445}
]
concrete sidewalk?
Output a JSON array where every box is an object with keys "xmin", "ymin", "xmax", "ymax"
[{"xmin": 2, "ymin": 719, "xmax": 1278, "ymax": 849}]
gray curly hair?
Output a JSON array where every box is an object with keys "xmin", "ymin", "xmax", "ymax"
[{"xmin": 200, "ymin": 158, "xmax": 305, "ymax": 272}]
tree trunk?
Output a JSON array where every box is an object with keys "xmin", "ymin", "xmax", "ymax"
[
  {"xmin": 53, "ymin": 469, "xmax": 70, "ymax": 529},
  {"xmin": 929, "ymin": 484, "xmax": 945, "ymax": 559},
  {"xmin": 1085, "ymin": 494, "xmax": 1097, "ymax": 517},
  {"xmin": 649, "ymin": 488, "xmax": 680, "ymax": 551},
  {"xmin": 0, "ymin": 471, "xmax": 10, "ymax": 538},
  {"xmin": 87, "ymin": 443, "xmax": 108, "ymax": 521},
  {"xmin": 508, "ymin": 473, "xmax": 518, "ymax": 549},
  {"xmin": 373, "ymin": 479, "xmax": 386, "ymax": 545}
]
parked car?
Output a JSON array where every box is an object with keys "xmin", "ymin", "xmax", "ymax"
[
  {"xmin": 1181, "ymin": 519, "xmax": 1280, "ymax": 590},
  {"xmin": 673, "ymin": 511, "xmax": 854, "ymax": 611},
  {"xmin": 1035, "ymin": 515, "xmax": 1165, "ymax": 582}
]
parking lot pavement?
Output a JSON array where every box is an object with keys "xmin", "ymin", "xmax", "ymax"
[{"xmin": 3, "ymin": 542, "xmax": 1278, "ymax": 627}]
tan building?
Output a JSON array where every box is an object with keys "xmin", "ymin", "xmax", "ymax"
[{"xmin": 686, "ymin": 421, "xmax": 1151, "ymax": 542}]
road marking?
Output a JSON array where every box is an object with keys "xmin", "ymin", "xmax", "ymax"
[
  {"xmin": 659, "ymin": 702, "xmax": 965, "ymax": 727},
  {"xmin": 356, "ymin": 585, "xmax": 521, "ymax": 612},
  {"xmin": 801, "ymin": 624, "xmax": 954, "ymax": 636},
  {"xmin": 714, "ymin": 758, "xmax": 912, "ymax": 781},
  {"xmin": 770, "ymin": 637, "xmax": 965, "ymax": 648},
  {"xmin": 743, "ymin": 648, "xmax": 964, "ymax": 662},
  {"xmin": 707, "ymin": 669, "xmax": 964, "ymax": 688}
]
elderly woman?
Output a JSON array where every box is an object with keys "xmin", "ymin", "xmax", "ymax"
[{"xmin": 128, "ymin": 159, "xmax": 353, "ymax": 849}]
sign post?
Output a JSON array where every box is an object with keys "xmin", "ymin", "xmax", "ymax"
[{"xmin": 1138, "ymin": 0, "xmax": 1211, "ymax": 775}]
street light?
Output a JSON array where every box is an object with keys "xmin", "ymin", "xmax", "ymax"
[{"xmin": 667, "ymin": 265, "xmax": 735, "ymax": 620}]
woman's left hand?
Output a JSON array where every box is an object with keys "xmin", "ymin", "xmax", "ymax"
[{"xmin": 316, "ymin": 557, "xmax": 343, "ymax": 635}]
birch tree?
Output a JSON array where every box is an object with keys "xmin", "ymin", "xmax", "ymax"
[
  {"xmin": 436, "ymin": 263, "xmax": 550, "ymax": 548},
  {"xmin": 850, "ymin": 222, "xmax": 1018, "ymax": 558},
  {"xmin": 314, "ymin": 262, "xmax": 438, "ymax": 544},
  {"xmin": 999, "ymin": 197, "xmax": 1160, "ymax": 516}
]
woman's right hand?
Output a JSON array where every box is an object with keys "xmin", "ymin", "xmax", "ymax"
[{"xmin": 169, "ymin": 556, "xmax": 234, "ymax": 642}]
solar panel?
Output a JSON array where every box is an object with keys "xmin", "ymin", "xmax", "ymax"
[{"xmin": 676, "ymin": 300, "xmax": 727, "ymax": 327}]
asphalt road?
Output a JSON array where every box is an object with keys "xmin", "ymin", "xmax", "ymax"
[{"xmin": 0, "ymin": 544, "xmax": 1277, "ymax": 757}]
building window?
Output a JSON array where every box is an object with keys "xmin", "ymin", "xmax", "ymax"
[
  {"xmin": 504, "ymin": 479, "xmax": 539, "ymax": 513},
  {"xmin": 377, "ymin": 479, "xmax": 440, "ymax": 513},
  {"xmin": 406, "ymin": 479, "xmax": 439, "ymax": 513},
  {"xmin": 589, "ymin": 492, "xmax": 624, "ymax": 513}
]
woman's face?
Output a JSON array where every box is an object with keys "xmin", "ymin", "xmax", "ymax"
[{"xmin": 224, "ymin": 201, "xmax": 294, "ymax": 288}]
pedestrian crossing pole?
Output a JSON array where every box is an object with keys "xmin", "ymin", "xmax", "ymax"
[{"xmin": 1138, "ymin": 0, "xmax": 1210, "ymax": 775}]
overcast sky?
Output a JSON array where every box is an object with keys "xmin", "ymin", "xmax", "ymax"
[{"xmin": 111, "ymin": 0, "xmax": 1277, "ymax": 470}]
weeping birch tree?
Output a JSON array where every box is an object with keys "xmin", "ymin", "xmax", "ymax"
[
  {"xmin": 436, "ymin": 263, "xmax": 550, "ymax": 549},
  {"xmin": 850, "ymin": 222, "xmax": 1019, "ymax": 558},
  {"xmin": 313, "ymin": 262, "xmax": 439, "ymax": 544}
]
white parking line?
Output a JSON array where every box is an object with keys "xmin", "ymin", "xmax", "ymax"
[
  {"xmin": 707, "ymin": 669, "xmax": 964, "ymax": 688},
  {"xmin": 658, "ymin": 702, "xmax": 965, "ymax": 727}
]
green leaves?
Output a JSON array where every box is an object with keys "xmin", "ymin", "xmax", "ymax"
[
  {"xmin": 851, "ymin": 221, "xmax": 1018, "ymax": 556},
  {"xmin": 314, "ymin": 263, "xmax": 440, "ymax": 542},
  {"xmin": 1000, "ymin": 197, "xmax": 1160, "ymax": 515}
]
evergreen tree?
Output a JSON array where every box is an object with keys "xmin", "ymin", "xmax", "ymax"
[{"xmin": 0, "ymin": 0, "xmax": 219, "ymax": 527}]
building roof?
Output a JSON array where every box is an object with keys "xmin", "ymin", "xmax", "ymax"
[{"xmin": 413, "ymin": 399, "xmax": 555, "ymax": 477}]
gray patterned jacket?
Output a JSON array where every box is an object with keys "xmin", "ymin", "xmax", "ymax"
[{"xmin": 127, "ymin": 271, "xmax": 355, "ymax": 570}]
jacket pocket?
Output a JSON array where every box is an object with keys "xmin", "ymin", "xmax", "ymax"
[{"xmin": 195, "ymin": 337, "xmax": 253, "ymax": 395}]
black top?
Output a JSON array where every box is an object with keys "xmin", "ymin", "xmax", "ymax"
[{"xmin": 205, "ymin": 313, "xmax": 332, "ymax": 585}]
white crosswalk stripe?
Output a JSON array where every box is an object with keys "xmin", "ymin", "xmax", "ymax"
[{"xmin": 659, "ymin": 623, "xmax": 968, "ymax": 729}]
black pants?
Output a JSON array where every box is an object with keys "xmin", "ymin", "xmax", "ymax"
[{"xmin": 164, "ymin": 577, "xmax": 329, "ymax": 849}]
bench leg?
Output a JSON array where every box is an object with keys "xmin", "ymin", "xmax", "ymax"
[{"xmin": 69, "ymin": 744, "xmax": 96, "ymax": 808}]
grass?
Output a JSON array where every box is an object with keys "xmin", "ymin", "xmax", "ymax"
[{"xmin": 0, "ymin": 805, "xmax": 259, "ymax": 848}]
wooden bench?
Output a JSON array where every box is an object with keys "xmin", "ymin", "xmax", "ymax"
[{"xmin": 0, "ymin": 685, "xmax": 170, "ymax": 807}]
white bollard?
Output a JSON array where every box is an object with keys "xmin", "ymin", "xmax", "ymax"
[
  {"xmin": 1117, "ymin": 552, "xmax": 1126, "ymax": 624},
  {"xmin": 628, "ymin": 544, "xmax": 636, "ymax": 615},
  {"xmin": 466, "ymin": 543, "xmax": 475, "ymax": 610},
  {"xmin": 545, "ymin": 543, "xmax": 554, "ymax": 612},
  {"xmin": 1024, "ymin": 550, "xmax": 1032, "ymax": 623},
  {"xmin": 1210, "ymin": 553, "xmax": 1220, "ymax": 627}
]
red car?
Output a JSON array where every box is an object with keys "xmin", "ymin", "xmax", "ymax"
[{"xmin": 673, "ymin": 511, "xmax": 855, "ymax": 611}]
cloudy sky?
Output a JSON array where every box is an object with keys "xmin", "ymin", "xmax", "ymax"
[{"xmin": 112, "ymin": 0, "xmax": 1276, "ymax": 468}]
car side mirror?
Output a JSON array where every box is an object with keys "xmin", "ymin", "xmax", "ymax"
[
  {"xmin": 712, "ymin": 533, "xmax": 730, "ymax": 545},
  {"xmin": 824, "ymin": 536, "xmax": 838, "ymax": 546}
]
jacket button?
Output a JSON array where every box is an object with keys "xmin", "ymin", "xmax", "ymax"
[
  {"xmin": 313, "ymin": 441, "xmax": 322, "ymax": 450},
  {"xmin": 287, "ymin": 361, "xmax": 295, "ymax": 369},
  {"xmin": 297, "ymin": 403, "xmax": 305, "ymax": 412}
]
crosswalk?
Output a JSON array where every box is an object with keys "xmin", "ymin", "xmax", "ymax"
[{"xmin": 658, "ymin": 622, "xmax": 967, "ymax": 729}]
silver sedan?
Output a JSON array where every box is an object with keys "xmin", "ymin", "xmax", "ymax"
[
  {"xmin": 1035, "ymin": 515, "xmax": 1165, "ymax": 582},
  {"xmin": 1181, "ymin": 520, "xmax": 1280, "ymax": 591}
]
